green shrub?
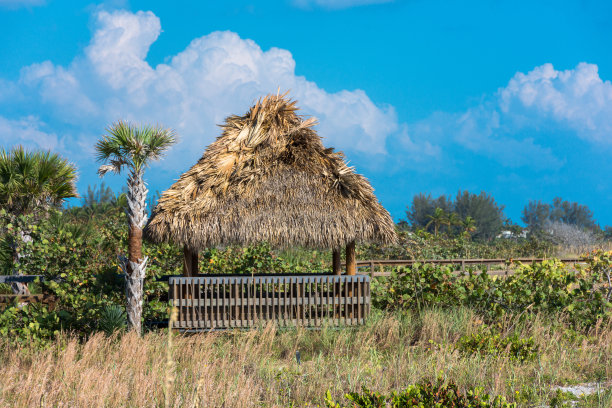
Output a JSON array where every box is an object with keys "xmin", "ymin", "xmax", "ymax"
[
  {"xmin": 372, "ymin": 253, "xmax": 612, "ymax": 330},
  {"xmin": 324, "ymin": 378, "xmax": 516, "ymax": 407},
  {"xmin": 0, "ymin": 304, "xmax": 60, "ymax": 347},
  {"xmin": 99, "ymin": 304, "xmax": 126, "ymax": 335},
  {"xmin": 456, "ymin": 325, "xmax": 538, "ymax": 363}
]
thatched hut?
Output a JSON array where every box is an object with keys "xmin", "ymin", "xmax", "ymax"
[
  {"xmin": 145, "ymin": 94, "xmax": 397, "ymax": 329},
  {"xmin": 145, "ymin": 94, "xmax": 396, "ymax": 276}
]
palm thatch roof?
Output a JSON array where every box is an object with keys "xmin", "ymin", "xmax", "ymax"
[{"xmin": 144, "ymin": 94, "xmax": 397, "ymax": 250}]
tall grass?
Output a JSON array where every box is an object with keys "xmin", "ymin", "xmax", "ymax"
[{"xmin": 0, "ymin": 309, "xmax": 610, "ymax": 407}]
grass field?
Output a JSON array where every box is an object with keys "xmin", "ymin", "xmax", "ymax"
[{"xmin": 0, "ymin": 308, "xmax": 610, "ymax": 407}]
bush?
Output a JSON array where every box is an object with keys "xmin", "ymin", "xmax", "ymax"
[
  {"xmin": 373, "ymin": 252, "xmax": 612, "ymax": 329},
  {"xmin": 324, "ymin": 378, "xmax": 516, "ymax": 408},
  {"xmin": 456, "ymin": 325, "xmax": 538, "ymax": 363}
]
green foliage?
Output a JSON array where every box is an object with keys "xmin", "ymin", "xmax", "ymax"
[
  {"xmin": 405, "ymin": 193, "xmax": 453, "ymax": 232},
  {"xmin": 358, "ymin": 230, "xmax": 555, "ymax": 262},
  {"xmin": 95, "ymin": 121, "xmax": 177, "ymax": 175},
  {"xmin": 325, "ymin": 378, "xmax": 516, "ymax": 408},
  {"xmin": 373, "ymin": 253, "xmax": 612, "ymax": 329},
  {"xmin": 456, "ymin": 325, "xmax": 538, "ymax": 363},
  {"xmin": 0, "ymin": 304, "xmax": 60, "ymax": 347},
  {"xmin": 405, "ymin": 191, "xmax": 506, "ymax": 240},
  {"xmin": 198, "ymin": 242, "xmax": 327, "ymax": 275},
  {"xmin": 454, "ymin": 191, "xmax": 505, "ymax": 240},
  {"xmin": 0, "ymin": 145, "xmax": 78, "ymax": 215},
  {"xmin": 99, "ymin": 304, "xmax": 126, "ymax": 334}
]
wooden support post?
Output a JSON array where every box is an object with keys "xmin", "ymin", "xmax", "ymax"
[
  {"xmin": 346, "ymin": 240, "xmax": 356, "ymax": 319},
  {"xmin": 332, "ymin": 249, "xmax": 342, "ymax": 275},
  {"xmin": 346, "ymin": 240, "xmax": 356, "ymax": 276},
  {"xmin": 183, "ymin": 246, "xmax": 199, "ymax": 277}
]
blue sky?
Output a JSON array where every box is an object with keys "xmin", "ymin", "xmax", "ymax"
[{"xmin": 1, "ymin": 0, "xmax": 612, "ymax": 226}]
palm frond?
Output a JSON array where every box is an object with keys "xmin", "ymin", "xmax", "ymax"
[{"xmin": 95, "ymin": 121, "xmax": 177, "ymax": 175}]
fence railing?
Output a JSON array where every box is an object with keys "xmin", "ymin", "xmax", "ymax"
[
  {"xmin": 0, "ymin": 275, "xmax": 57, "ymax": 309},
  {"xmin": 168, "ymin": 274, "xmax": 370, "ymax": 331},
  {"xmin": 349, "ymin": 257, "xmax": 586, "ymax": 277}
]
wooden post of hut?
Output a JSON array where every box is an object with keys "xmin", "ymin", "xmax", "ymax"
[
  {"xmin": 345, "ymin": 241, "xmax": 356, "ymax": 276},
  {"xmin": 183, "ymin": 247, "xmax": 199, "ymax": 277},
  {"xmin": 332, "ymin": 249, "xmax": 342, "ymax": 275},
  {"xmin": 346, "ymin": 240, "xmax": 356, "ymax": 319}
]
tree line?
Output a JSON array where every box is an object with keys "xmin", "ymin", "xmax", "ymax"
[{"xmin": 401, "ymin": 191, "xmax": 609, "ymax": 241}]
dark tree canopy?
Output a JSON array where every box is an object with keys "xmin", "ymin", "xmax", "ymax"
[
  {"xmin": 454, "ymin": 191, "xmax": 505, "ymax": 240},
  {"xmin": 405, "ymin": 193, "xmax": 453, "ymax": 232},
  {"xmin": 521, "ymin": 200, "xmax": 551, "ymax": 231},
  {"xmin": 405, "ymin": 190, "xmax": 506, "ymax": 240},
  {"xmin": 522, "ymin": 197, "xmax": 597, "ymax": 231}
]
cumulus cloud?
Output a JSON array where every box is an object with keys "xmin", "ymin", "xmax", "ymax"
[
  {"xmin": 8, "ymin": 9, "xmax": 400, "ymax": 172},
  {"xmin": 500, "ymin": 62, "xmax": 612, "ymax": 144},
  {"xmin": 292, "ymin": 0, "xmax": 393, "ymax": 10},
  {"xmin": 402, "ymin": 62, "xmax": 612, "ymax": 173}
]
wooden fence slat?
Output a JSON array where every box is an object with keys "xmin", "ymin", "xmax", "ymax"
[{"xmin": 167, "ymin": 275, "xmax": 371, "ymax": 330}]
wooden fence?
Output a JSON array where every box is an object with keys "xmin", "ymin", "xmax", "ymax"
[
  {"xmin": 350, "ymin": 257, "xmax": 586, "ymax": 277},
  {"xmin": 169, "ymin": 274, "xmax": 370, "ymax": 331},
  {"xmin": 0, "ymin": 275, "xmax": 57, "ymax": 309}
]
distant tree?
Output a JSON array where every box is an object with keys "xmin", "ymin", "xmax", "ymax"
[
  {"xmin": 461, "ymin": 216, "xmax": 477, "ymax": 239},
  {"xmin": 454, "ymin": 190, "xmax": 505, "ymax": 240},
  {"xmin": 406, "ymin": 193, "xmax": 452, "ymax": 231},
  {"xmin": 81, "ymin": 182, "xmax": 115, "ymax": 208},
  {"xmin": 603, "ymin": 226, "xmax": 612, "ymax": 241},
  {"xmin": 521, "ymin": 200, "xmax": 551, "ymax": 232},
  {"xmin": 522, "ymin": 197, "xmax": 597, "ymax": 233},
  {"xmin": 550, "ymin": 197, "xmax": 597, "ymax": 229},
  {"xmin": 426, "ymin": 207, "xmax": 446, "ymax": 236},
  {"xmin": 444, "ymin": 212, "xmax": 462, "ymax": 233},
  {"xmin": 545, "ymin": 220, "xmax": 597, "ymax": 250}
]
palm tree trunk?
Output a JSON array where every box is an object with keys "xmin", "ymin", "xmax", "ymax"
[
  {"xmin": 122, "ymin": 168, "xmax": 148, "ymax": 334},
  {"xmin": 10, "ymin": 228, "xmax": 31, "ymax": 295}
]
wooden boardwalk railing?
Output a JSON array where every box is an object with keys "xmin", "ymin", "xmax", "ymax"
[
  {"xmin": 349, "ymin": 257, "xmax": 586, "ymax": 277},
  {"xmin": 169, "ymin": 274, "xmax": 370, "ymax": 331},
  {"xmin": 0, "ymin": 275, "xmax": 57, "ymax": 309}
]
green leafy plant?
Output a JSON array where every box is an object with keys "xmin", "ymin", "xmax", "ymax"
[
  {"xmin": 325, "ymin": 378, "xmax": 516, "ymax": 408},
  {"xmin": 99, "ymin": 304, "xmax": 127, "ymax": 335},
  {"xmin": 456, "ymin": 325, "xmax": 539, "ymax": 363}
]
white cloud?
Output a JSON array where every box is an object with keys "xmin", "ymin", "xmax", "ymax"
[
  {"xmin": 400, "ymin": 62, "xmax": 612, "ymax": 173},
  {"xmin": 292, "ymin": 0, "xmax": 393, "ymax": 10},
  {"xmin": 10, "ymin": 9, "xmax": 399, "ymax": 171},
  {"xmin": 500, "ymin": 62, "xmax": 612, "ymax": 144},
  {"xmin": 0, "ymin": 116, "xmax": 59, "ymax": 151}
]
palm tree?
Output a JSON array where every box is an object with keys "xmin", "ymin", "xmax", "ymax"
[
  {"xmin": 0, "ymin": 146, "xmax": 78, "ymax": 294},
  {"xmin": 426, "ymin": 207, "xmax": 446, "ymax": 236},
  {"xmin": 462, "ymin": 216, "xmax": 477, "ymax": 238},
  {"xmin": 444, "ymin": 212, "xmax": 462, "ymax": 235},
  {"xmin": 96, "ymin": 121, "xmax": 176, "ymax": 334},
  {"xmin": 0, "ymin": 146, "xmax": 78, "ymax": 215}
]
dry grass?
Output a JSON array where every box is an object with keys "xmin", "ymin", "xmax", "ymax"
[{"xmin": 0, "ymin": 309, "xmax": 610, "ymax": 407}]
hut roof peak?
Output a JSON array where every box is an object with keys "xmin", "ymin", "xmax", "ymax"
[{"xmin": 145, "ymin": 93, "xmax": 397, "ymax": 250}]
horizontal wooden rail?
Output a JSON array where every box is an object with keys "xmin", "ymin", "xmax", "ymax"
[
  {"xmin": 169, "ymin": 274, "xmax": 370, "ymax": 331},
  {"xmin": 350, "ymin": 257, "xmax": 586, "ymax": 277},
  {"xmin": 0, "ymin": 294, "xmax": 57, "ymax": 309},
  {"xmin": 0, "ymin": 275, "xmax": 43, "ymax": 284}
]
